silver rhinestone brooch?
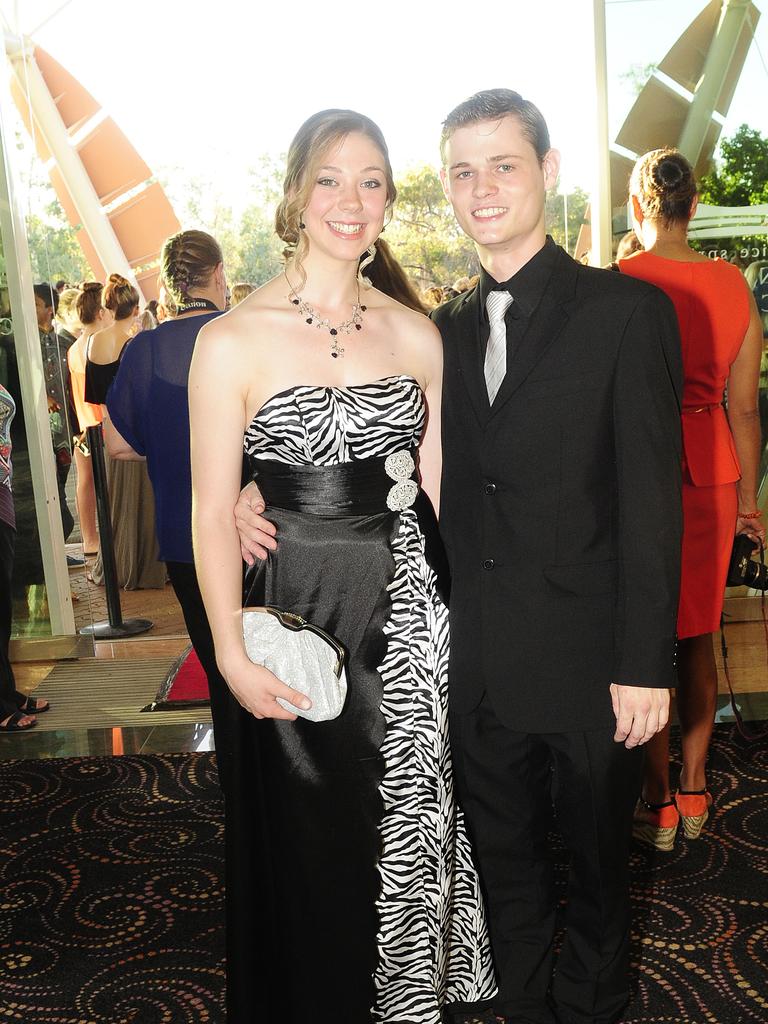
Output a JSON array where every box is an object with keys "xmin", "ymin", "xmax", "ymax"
[{"xmin": 385, "ymin": 451, "xmax": 419, "ymax": 512}]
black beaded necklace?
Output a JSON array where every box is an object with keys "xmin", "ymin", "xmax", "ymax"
[{"xmin": 285, "ymin": 274, "xmax": 366, "ymax": 359}]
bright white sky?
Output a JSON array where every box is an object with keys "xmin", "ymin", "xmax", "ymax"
[{"xmin": 9, "ymin": 0, "xmax": 768, "ymax": 203}]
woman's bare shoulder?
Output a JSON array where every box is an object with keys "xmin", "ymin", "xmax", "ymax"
[
  {"xmin": 89, "ymin": 323, "xmax": 122, "ymax": 361},
  {"xmin": 365, "ymin": 286, "xmax": 435, "ymax": 333},
  {"xmin": 197, "ymin": 277, "xmax": 285, "ymax": 350},
  {"xmin": 365, "ymin": 287, "xmax": 442, "ymax": 382}
]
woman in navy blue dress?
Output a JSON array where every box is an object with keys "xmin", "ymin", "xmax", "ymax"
[{"xmin": 105, "ymin": 231, "xmax": 233, "ymax": 781}]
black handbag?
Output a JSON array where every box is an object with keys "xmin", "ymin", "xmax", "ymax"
[{"xmin": 725, "ymin": 534, "xmax": 768, "ymax": 590}]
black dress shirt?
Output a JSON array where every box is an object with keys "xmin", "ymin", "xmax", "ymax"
[{"xmin": 478, "ymin": 235, "xmax": 559, "ymax": 360}]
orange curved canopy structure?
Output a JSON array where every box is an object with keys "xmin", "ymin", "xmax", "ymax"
[{"xmin": 11, "ymin": 44, "xmax": 180, "ymax": 299}]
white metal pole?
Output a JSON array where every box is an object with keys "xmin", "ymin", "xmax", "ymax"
[
  {"xmin": 5, "ymin": 33, "xmax": 144, "ymax": 298},
  {"xmin": 564, "ymin": 191, "xmax": 570, "ymax": 255},
  {"xmin": 0, "ymin": 57, "xmax": 74, "ymax": 635},
  {"xmin": 591, "ymin": 0, "xmax": 612, "ymax": 266}
]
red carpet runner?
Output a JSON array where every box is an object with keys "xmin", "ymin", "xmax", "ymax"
[{"xmin": 142, "ymin": 645, "xmax": 210, "ymax": 711}]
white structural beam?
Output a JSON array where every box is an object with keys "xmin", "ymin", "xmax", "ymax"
[
  {"xmin": 617, "ymin": 200, "xmax": 768, "ymax": 240},
  {"xmin": 688, "ymin": 201, "xmax": 768, "ymax": 239},
  {"xmin": 5, "ymin": 32, "xmax": 143, "ymax": 297},
  {"xmin": 678, "ymin": 0, "xmax": 755, "ymax": 168},
  {"xmin": 0, "ymin": 55, "xmax": 74, "ymax": 635},
  {"xmin": 590, "ymin": 0, "xmax": 613, "ymax": 266}
]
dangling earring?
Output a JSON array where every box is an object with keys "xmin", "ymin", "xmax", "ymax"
[
  {"xmin": 299, "ymin": 219, "xmax": 306, "ymax": 229},
  {"xmin": 358, "ymin": 242, "xmax": 376, "ymax": 283}
]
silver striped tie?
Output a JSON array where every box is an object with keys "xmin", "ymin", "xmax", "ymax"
[{"xmin": 484, "ymin": 290, "xmax": 514, "ymax": 404}]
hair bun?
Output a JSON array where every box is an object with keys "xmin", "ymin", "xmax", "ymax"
[
  {"xmin": 81, "ymin": 281, "xmax": 102, "ymax": 292},
  {"xmin": 104, "ymin": 272, "xmax": 139, "ymax": 319},
  {"xmin": 630, "ymin": 148, "xmax": 696, "ymax": 227},
  {"xmin": 655, "ymin": 158, "xmax": 684, "ymax": 189}
]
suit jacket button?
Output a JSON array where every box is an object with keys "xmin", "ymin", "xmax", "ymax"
[
  {"xmin": 483, "ymin": 558, "xmax": 495, "ymax": 570},
  {"xmin": 484, "ymin": 482, "xmax": 497, "ymax": 495}
]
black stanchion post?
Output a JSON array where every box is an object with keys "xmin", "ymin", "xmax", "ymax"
[{"xmin": 79, "ymin": 425, "xmax": 153, "ymax": 639}]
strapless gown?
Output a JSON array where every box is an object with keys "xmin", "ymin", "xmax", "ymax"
[{"xmin": 223, "ymin": 375, "xmax": 495, "ymax": 1023}]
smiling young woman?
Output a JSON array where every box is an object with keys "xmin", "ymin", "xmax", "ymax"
[{"xmin": 188, "ymin": 109, "xmax": 496, "ymax": 1023}]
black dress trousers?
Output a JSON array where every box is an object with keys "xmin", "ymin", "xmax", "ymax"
[
  {"xmin": 451, "ymin": 695, "xmax": 643, "ymax": 1024},
  {"xmin": 165, "ymin": 560, "xmax": 238, "ymax": 795}
]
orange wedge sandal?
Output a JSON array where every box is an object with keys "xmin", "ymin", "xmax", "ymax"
[
  {"xmin": 632, "ymin": 798, "xmax": 680, "ymax": 852},
  {"xmin": 675, "ymin": 789, "xmax": 713, "ymax": 839}
]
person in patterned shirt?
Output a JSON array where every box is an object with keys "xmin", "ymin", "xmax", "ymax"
[{"xmin": 0, "ymin": 384, "xmax": 50, "ymax": 731}]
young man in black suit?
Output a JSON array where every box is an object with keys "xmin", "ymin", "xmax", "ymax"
[
  {"xmin": 434, "ymin": 89, "xmax": 682, "ymax": 1024},
  {"xmin": 232, "ymin": 89, "xmax": 682, "ymax": 1024}
]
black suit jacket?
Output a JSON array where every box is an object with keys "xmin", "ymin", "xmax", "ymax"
[{"xmin": 433, "ymin": 245, "xmax": 683, "ymax": 732}]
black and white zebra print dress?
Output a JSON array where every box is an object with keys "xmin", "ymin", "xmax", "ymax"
[{"xmin": 226, "ymin": 375, "xmax": 495, "ymax": 1024}]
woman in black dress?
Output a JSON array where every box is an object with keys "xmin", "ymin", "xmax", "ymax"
[
  {"xmin": 86, "ymin": 275, "xmax": 165, "ymax": 590},
  {"xmin": 190, "ymin": 110, "xmax": 495, "ymax": 1024}
]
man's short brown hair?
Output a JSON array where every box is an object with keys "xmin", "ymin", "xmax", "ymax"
[{"xmin": 440, "ymin": 88, "xmax": 550, "ymax": 164}]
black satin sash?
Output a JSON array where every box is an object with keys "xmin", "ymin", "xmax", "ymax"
[
  {"xmin": 250, "ymin": 450, "xmax": 416, "ymax": 517},
  {"xmin": 245, "ymin": 451, "xmax": 449, "ymax": 607}
]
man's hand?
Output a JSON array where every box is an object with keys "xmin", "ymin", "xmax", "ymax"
[
  {"xmin": 234, "ymin": 481, "xmax": 277, "ymax": 565},
  {"xmin": 610, "ymin": 684, "xmax": 670, "ymax": 748}
]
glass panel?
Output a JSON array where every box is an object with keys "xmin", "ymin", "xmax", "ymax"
[
  {"xmin": 0, "ymin": 279, "xmax": 54, "ymax": 638},
  {"xmin": 6, "ymin": 47, "xmax": 185, "ymax": 651},
  {"xmin": 0, "ymin": 55, "xmax": 94, "ymax": 653},
  {"xmin": 604, "ymin": 0, "xmax": 768, "ymax": 613},
  {"xmin": 605, "ymin": 0, "xmax": 767, "ymax": 250}
]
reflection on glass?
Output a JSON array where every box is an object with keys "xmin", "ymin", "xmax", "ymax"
[
  {"xmin": 605, "ymin": 0, "xmax": 768, "ymax": 484},
  {"xmin": 0, "ymin": 274, "xmax": 86, "ymax": 638}
]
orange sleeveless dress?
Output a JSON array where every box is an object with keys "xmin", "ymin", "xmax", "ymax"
[
  {"xmin": 67, "ymin": 335, "xmax": 103, "ymax": 430},
  {"xmin": 619, "ymin": 252, "xmax": 750, "ymax": 638}
]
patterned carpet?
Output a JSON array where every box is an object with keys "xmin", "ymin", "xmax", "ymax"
[
  {"xmin": 0, "ymin": 754, "xmax": 225, "ymax": 1023},
  {"xmin": 0, "ymin": 725, "xmax": 765, "ymax": 1023},
  {"xmin": 622, "ymin": 726, "xmax": 768, "ymax": 1024}
]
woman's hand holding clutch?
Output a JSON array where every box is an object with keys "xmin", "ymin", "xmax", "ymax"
[{"xmin": 219, "ymin": 653, "xmax": 312, "ymax": 721}]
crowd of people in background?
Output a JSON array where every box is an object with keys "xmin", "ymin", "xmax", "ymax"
[
  {"xmin": 24, "ymin": 274, "xmax": 261, "ymax": 594},
  {"xmin": 420, "ymin": 274, "xmax": 479, "ymax": 309}
]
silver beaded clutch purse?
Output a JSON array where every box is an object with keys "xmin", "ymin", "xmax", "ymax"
[{"xmin": 242, "ymin": 607, "xmax": 348, "ymax": 722}]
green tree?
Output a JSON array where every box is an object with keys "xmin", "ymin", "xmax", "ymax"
[
  {"xmin": 159, "ymin": 157, "xmax": 286, "ymax": 288},
  {"xmin": 545, "ymin": 187, "xmax": 589, "ymax": 256},
  {"xmin": 25, "ymin": 200, "xmax": 88, "ymax": 285},
  {"xmin": 387, "ymin": 165, "xmax": 476, "ymax": 287},
  {"xmin": 225, "ymin": 156, "xmax": 285, "ymax": 285},
  {"xmin": 16, "ymin": 123, "xmax": 89, "ymax": 284},
  {"xmin": 699, "ymin": 125, "xmax": 768, "ymax": 206},
  {"xmin": 225, "ymin": 204, "xmax": 283, "ymax": 286},
  {"xmin": 619, "ymin": 63, "xmax": 657, "ymax": 96}
]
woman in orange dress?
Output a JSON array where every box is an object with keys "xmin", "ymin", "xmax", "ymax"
[
  {"xmin": 64, "ymin": 287, "xmax": 103, "ymax": 555},
  {"xmin": 620, "ymin": 148, "xmax": 765, "ymax": 850}
]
